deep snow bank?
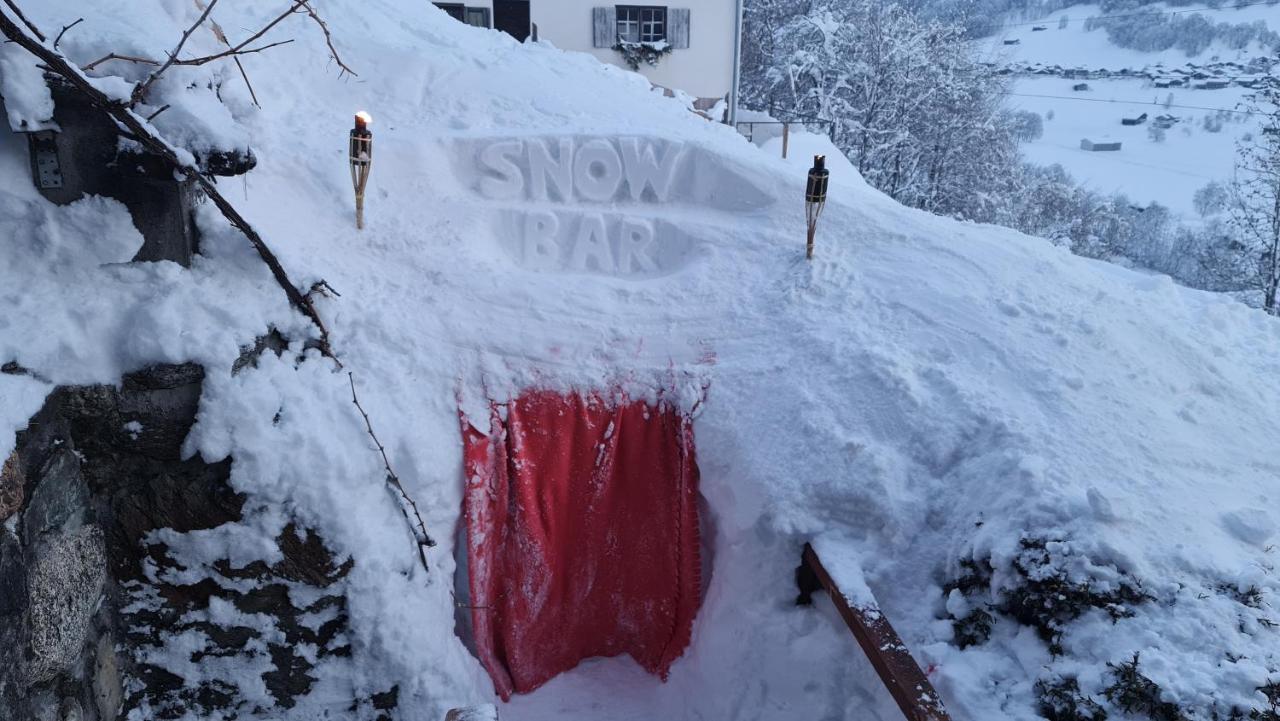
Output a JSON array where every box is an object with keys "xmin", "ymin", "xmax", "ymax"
[{"xmin": 2, "ymin": 1, "xmax": 1280, "ymax": 719}]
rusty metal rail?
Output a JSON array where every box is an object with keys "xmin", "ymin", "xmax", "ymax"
[{"xmin": 798, "ymin": 543, "xmax": 952, "ymax": 721}]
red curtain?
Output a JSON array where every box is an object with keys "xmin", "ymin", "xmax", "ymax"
[{"xmin": 461, "ymin": 389, "xmax": 702, "ymax": 699}]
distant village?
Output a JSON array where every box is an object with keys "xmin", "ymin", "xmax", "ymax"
[{"xmin": 987, "ymin": 54, "xmax": 1278, "ymax": 90}]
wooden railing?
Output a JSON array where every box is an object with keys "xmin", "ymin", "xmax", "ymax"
[{"xmin": 798, "ymin": 543, "xmax": 952, "ymax": 721}]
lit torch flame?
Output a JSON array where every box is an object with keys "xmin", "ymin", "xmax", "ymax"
[{"xmin": 355, "ymin": 111, "xmax": 373, "ymax": 129}]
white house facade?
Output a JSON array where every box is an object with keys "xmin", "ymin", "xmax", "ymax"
[{"xmin": 433, "ymin": 1, "xmax": 742, "ymax": 115}]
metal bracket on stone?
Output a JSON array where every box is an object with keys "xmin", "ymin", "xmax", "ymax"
[{"xmin": 27, "ymin": 130, "xmax": 63, "ymax": 189}]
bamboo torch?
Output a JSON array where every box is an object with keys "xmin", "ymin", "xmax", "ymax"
[
  {"xmin": 350, "ymin": 111, "xmax": 373, "ymax": 229},
  {"xmin": 805, "ymin": 154, "xmax": 830, "ymax": 260}
]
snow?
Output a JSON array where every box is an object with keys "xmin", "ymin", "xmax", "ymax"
[
  {"xmin": 763, "ymin": 130, "xmax": 862, "ymax": 182},
  {"xmin": 0, "ymin": 38, "xmax": 54, "ymax": 131},
  {"xmin": 1008, "ymin": 75, "xmax": 1260, "ymax": 216},
  {"xmin": 2, "ymin": 1, "xmax": 1280, "ymax": 720}
]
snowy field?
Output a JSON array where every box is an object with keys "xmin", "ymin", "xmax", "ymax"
[
  {"xmin": 1008, "ymin": 75, "xmax": 1260, "ymax": 216},
  {"xmin": 2, "ymin": 1, "xmax": 1280, "ymax": 720}
]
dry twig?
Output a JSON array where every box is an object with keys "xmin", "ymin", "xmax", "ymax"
[
  {"xmin": 121, "ymin": 0, "xmax": 352, "ymax": 103},
  {"xmin": 232, "ymin": 57, "xmax": 260, "ymax": 107},
  {"xmin": 174, "ymin": 38, "xmax": 295, "ymax": 67},
  {"xmin": 133, "ymin": 0, "xmax": 221, "ymax": 103},
  {"xmin": 52, "ymin": 16, "xmax": 81, "ymax": 50},
  {"xmin": 195, "ymin": 0, "xmax": 261, "ymax": 107},
  {"xmin": 72, "ymin": 0, "xmax": 349, "ymax": 104},
  {"xmin": 205, "ymin": 0, "xmax": 308, "ymax": 58},
  {"xmin": 348, "ymin": 372, "xmax": 436, "ymax": 574},
  {"xmin": 299, "ymin": 0, "xmax": 356, "ymax": 77},
  {"xmin": 308, "ymin": 279, "xmax": 342, "ymax": 299},
  {"xmin": 82, "ymin": 53, "xmax": 159, "ymax": 71}
]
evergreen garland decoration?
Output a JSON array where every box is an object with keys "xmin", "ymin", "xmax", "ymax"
[{"xmin": 612, "ymin": 39, "xmax": 672, "ymax": 70}]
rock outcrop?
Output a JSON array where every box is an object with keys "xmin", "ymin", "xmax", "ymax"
[{"xmin": 0, "ymin": 364, "xmax": 388, "ymax": 721}]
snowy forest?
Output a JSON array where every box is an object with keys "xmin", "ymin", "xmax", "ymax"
[{"xmin": 742, "ymin": 0, "xmax": 1280, "ymax": 313}]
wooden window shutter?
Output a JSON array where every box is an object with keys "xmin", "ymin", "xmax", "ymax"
[
  {"xmin": 670, "ymin": 8, "xmax": 690, "ymax": 48},
  {"xmin": 592, "ymin": 7, "xmax": 617, "ymax": 47}
]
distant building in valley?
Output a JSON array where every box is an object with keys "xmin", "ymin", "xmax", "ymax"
[{"xmin": 1080, "ymin": 138, "xmax": 1122, "ymax": 151}]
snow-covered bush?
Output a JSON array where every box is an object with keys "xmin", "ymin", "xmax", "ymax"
[
  {"xmin": 945, "ymin": 535, "xmax": 1150, "ymax": 655},
  {"xmin": 1036, "ymin": 675, "xmax": 1108, "ymax": 721},
  {"xmin": 1102, "ymin": 654, "xmax": 1186, "ymax": 721},
  {"xmin": 612, "ymin": 40, "xmax": 672, "ymax": 70}
]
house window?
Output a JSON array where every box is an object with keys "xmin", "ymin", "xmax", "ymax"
[
  {"xmin": 617, "ymin": 6, "xmax": 666, "ymax": 43},
  {"xmin": 465, "ymin": 6, "xmax": 491, "ymax": 28}
]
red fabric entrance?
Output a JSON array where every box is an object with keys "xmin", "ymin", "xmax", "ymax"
[{"xmin": 461, "ymin": 389, "xmax": 702, "ymax": 699}]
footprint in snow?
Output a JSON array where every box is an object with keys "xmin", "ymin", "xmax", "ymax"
[{"xmin": 1222, "ymin": 508, "xmax": 1276, "ymax": 547}]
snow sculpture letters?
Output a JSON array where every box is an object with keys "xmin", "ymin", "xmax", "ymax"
[
  {"xmin": 480, "ymin": 138, "xmax": 682, "ymax": 204},
  {"xmin": 479, "ymin": 137, "xmax": 687, "ymax": 277},
  {"xmin": 469, "ymin": 136, "xmax": 772, "ymax": 278}
]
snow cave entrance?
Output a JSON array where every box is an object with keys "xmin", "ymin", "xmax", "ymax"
[{"xmin": 456, "ymin": 389, "xmax": 705, "ymax": 700}]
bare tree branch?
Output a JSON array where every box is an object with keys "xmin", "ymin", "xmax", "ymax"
[
  {"xmin": 173, "ymin": 38, "xmax": 294, "ymax": 67},
  {"xmin": 299, "ymin": 0, "xmax": 356, "ymax": 77},
  {"xmin": 0, "ymin": 4, "xmax": 338, "ymax": 359},
  {"xmin": 1, "ymin": 0, "xmax": 42, "ymax": 40},
  {"xmin": 52, "ymin": 17, "xmax": 81, "ymax": 50},
  {"xmin": 194, "ymin": 0, "xmax": 262, "ymax": 106},
  {"xmin": 212, "ymin": 0, "xmax": 310, "ymax": 59},
  {"xmin": 307, "ymin": 279, "xmax": 341, "ymax": 299},
  {"xmin": 232, "ymin": 56, "xmax": 260, "ymax": 107},
  {"xmin": 348, "ymin": 372, "xmax": 436, "ymax": 574},
  {"xmin": 133, "ymin": 0, "xmax": 221, "ymax": 103},
  {"xmin": 145, "ymin": 103, "xmax": 170, "ymax": 121},
  {"xmin": 122, "ymin": 0, "xmax": 353, "ymax": 101},
  {"xmin": 82, "ymin": 53, "xmax": 159, "ymax": 71}
]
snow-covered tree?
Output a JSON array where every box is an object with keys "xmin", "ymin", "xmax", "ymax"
[
  {"xmin": 743, "ymin": 0, "xmax": 1020, "ymax": 222},
  {"xmin": 1224, "ymin": 86, "xmax": 1280, "ymax": 313},
  {"xmin": 1194, "ymin": 181, "xmax": 1228, "ymax": 217}
]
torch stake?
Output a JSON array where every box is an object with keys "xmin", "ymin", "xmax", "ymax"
[
  {"xmin": 350, "ymin": 122, "xmax": 373, "ymax": 230},
  {"xmin": 805, "ymin": 154, "xmax": 830, "ymax": 260}
]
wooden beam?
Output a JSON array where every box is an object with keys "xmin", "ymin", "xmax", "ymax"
[{"xmin": 801, "ymin": 543, "xmax": 952, "ymax": 721}]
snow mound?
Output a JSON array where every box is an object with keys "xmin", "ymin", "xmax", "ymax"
[{"xmin": 3, "ymin": 1, "xmax": 1280, "ymax": 720}]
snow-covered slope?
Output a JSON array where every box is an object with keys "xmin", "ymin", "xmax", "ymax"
[
  {"xmin": 3, "ymin": 2, "xmax": 1280, "ymax": 720},
  {"xmin": 1007, "ymin": 76, "xmax": 1257, "ymax": 216}
]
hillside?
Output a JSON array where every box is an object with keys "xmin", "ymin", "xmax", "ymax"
[
  {"xmin": 986, "ymin": 2, "xmax": 1277, "ymax": 216},
  {"xmin": 3, "ymin": 2, "xmax": 1280, "ymax": 720}
]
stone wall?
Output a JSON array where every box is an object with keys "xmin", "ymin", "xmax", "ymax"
[{"xmin": 0, "ymin": 365, "xmax": 392, "ymax": 721}]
